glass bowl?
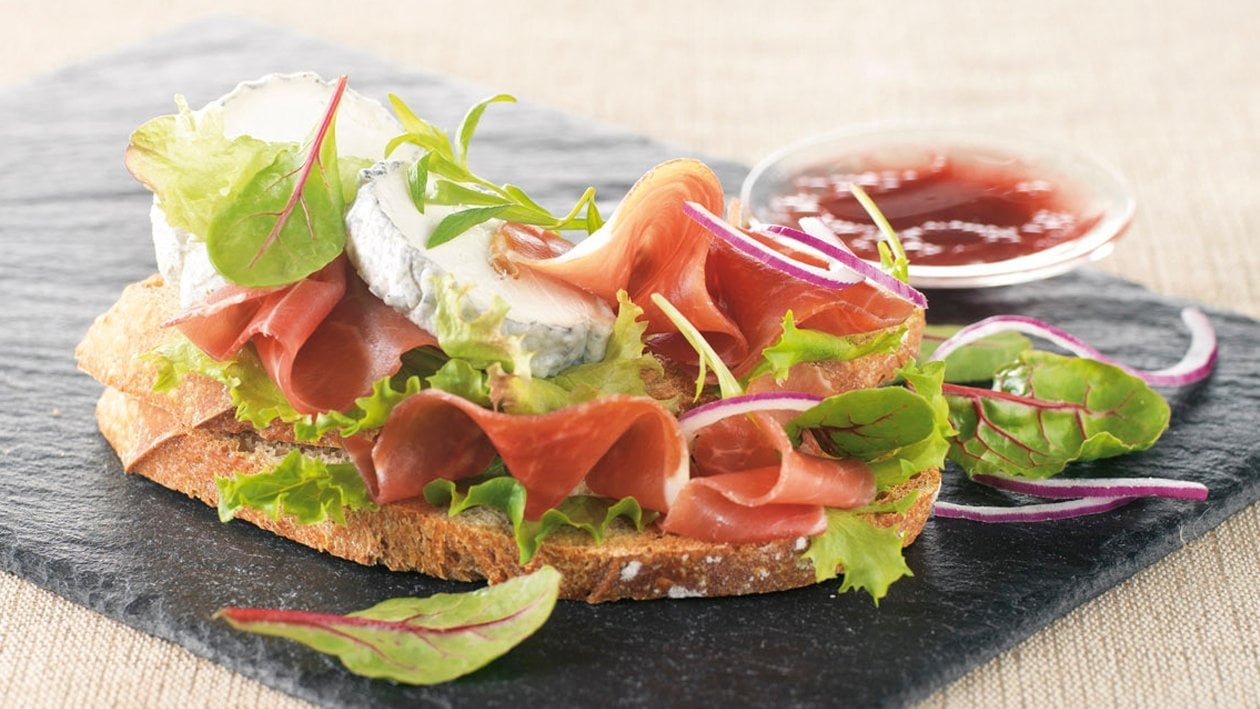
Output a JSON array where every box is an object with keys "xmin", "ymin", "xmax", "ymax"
[{"xmin": 740, "ymin": 126, "xmax": 1135, "ymax": 289}]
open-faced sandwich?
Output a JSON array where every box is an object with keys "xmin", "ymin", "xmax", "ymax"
[{"xmin": 77, "ymin": 73, "xmax": 956, "ymax": 603}]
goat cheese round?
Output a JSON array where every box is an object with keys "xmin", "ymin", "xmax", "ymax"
[{"xmin": 346, "ymin": 161, "xmax": 615, "ymax": 377}]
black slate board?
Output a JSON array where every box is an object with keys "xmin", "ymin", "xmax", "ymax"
[{"xmin": 2, "ymin": 17, "xmax": 1258, "ymax": 708}]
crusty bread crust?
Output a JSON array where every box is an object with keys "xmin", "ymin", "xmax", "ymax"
[{"xmin": 80, "ymin": 277, "xmax": 940, "ymax": 602}]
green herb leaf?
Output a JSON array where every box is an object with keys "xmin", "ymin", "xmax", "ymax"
[
  {"xmin": 849, "ymin": 184, "xmax": 909, "ymax": 282},
  {"xmin": 407, "ymin": 153, "xmax": 431, "ymax": 214},
  {"xmin": 456, "ymin": 94, "xmax": 516, "ymax": 167},
  {"xmin": 944, "ymin": 351, "xmax": 1171, "ymax": 478},
  {"xmin": 803, "ymin": 494, "xmax": 917, "ymax": 604},
  {"xmin": 206, "ymin": 78, "xmax": 349, "ymax": 287},
  {"xmin": 749, "ymin": 311, "xmax": 906, "ymax": 383},
  {"xmin": 427, "ymin": 205, "xmax": 513, "ymax": 249},
  {"xmin": 424, "ymin": 475, "xmax": 653, "ymax": 564},
  {"xmin": 651, "ymin": 293, "xmax": 743, "ymax": 400},
  {"xmin": 217, "ymin": 566, "xmax": 560, "ymax": 685},
  {"xmin": 918, "ymin": 325, "xmax": 1032, "ymax": 383},
  {"xmin": 145, "ymin": 335, "xmax": 303, "ymax": 430},
  {"xmin": 215, "ymin": 450, "xmax": 376, "ymax": 525},
  {"xmin": 385, "ymin": 93, "xmax": 453, "ymax": 159}
]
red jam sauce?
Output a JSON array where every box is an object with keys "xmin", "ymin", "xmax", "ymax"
[{"xmin": 769, "ymin": 152, "xmax": 1099, "ymax": 267}]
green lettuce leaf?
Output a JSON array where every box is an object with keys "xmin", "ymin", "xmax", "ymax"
[
  {"xmin": 146, "ymin": 335, "xmax": 303, "ymax": 430},
  {"xmin": 868, "ymin": 361, "xmax": 955, "ymax": 488},
  {"xmin": 944, "ymin": 351, "xmax": 1170, "ymax": 478},
  {"xmin": 293, "ymin": 375, "xmax": 424, "ymax": 442},
  {"xmin": 424, "ymin": 474, "xmax": 654, "ymax": 564},
  {"xmin": 802, "ymin": 493, "xmax": 918, "ymax": 604},
  {"xmin": 430, "ymin": 274, "xmax": 534, "ymax": 377},
  {"xmin": 748, "ymin": 312, "xmax": 906, "ymax": 384},
  {"xmin": 215, "ymin": 450, "xmax": 376, "ymax": 525},
  {"xmin": 483, "ymin": 291, "xmax": 665, "ymax": 414},
  {"xmin": 217, "ymin": 566, "xmax": 560, "ymax": 685},
  {"xmin": 918, "ymin": 325, "xmax": 1032, "ymax": 383},
  {"xmin": 124, "ymin": 97, "xmax": 289, "ymax": 238}
]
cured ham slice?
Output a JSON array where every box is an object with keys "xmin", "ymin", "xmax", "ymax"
[
  {"xmin": 362, "ymin": 390, "xmax": 688, "ymax": 519},
  {"xmin": 168, "ymin": 257, "xmax": 435, "ymax": 414},
  {"xmin": 707, "ymin": 238, "xmax": 916, "ymax": 376},
  {"xmin": 662, "ymin": 413, "xmax": 875, "ymax": 543},
  {"xmin": 503, "ymin": 159, "xmax": 746, "ymax": 364}
]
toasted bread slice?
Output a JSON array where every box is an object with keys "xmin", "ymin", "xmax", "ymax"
[{"xmin": 79, "ymin": 277, "xmax": 938, "ymax": 602}]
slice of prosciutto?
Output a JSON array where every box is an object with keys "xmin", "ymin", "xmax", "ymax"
[
  {"xmin": 167, "ymin": 256, "xmax": 435, "ymax": 414},
  {"xmin": 661, "ymin": 412, "xmax": 875, "ymax": 543},
  {"xmin": 501, "ymin": 159, "xmax": 746, "ymax": 364},
  {"xmin": 360, "ymin": 389, "xmax": 688, "ymax": 519}
]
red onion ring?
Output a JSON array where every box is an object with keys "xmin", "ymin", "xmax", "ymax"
[
  {"xmin": 933, "ymin": 497, "xmax": 1133, "ymax": 523},
  {"xmin": 759, "ymin": 222, "xmax": 929, "ymax": 309},
  {"xmin": 926, "ymin": 308, "xmax": 1216, "ymax": 387},
  {"xmin": 677, "ymin": 392, "xmax": 823, "ymax": 440},
  {"xmin": 682, "ymin": 202, "xmax": 863, "ymax": 291},
  {"xmin": 972, "ymin": 473, "xmax": 1208, "ymax": 501}
]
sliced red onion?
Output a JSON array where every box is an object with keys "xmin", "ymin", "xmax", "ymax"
[
  {"xmin": 799, "ymin": 216, "xmax": 856, "ymax": 255},
  {"xmin": 933, "ymin": 497, "xmax": 1133, "ymax": 523},
  {"xmin": 682, "ymin": 202, "xmax": 863, "ymax": 291},
  {"xmin": 761, "ymin": 223, "xmax": 929, "ymax": 309},
  {"xmin": 972, "ymin": 473, "xmax": 1208, "ymax": 500},
  {"xmin": 677, "ymin": 391, "xmax": 823, "ymax": 440},
  {"xmin": 926, "ymin": 308, "xmax": 1216, "ymax": 387}
]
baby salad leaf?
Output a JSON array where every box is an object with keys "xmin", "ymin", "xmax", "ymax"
[
  {"xmin": 786, "ymin": 387, "xmax": 936, "ymax": 460},
  {"xmin": 803, "ymin": 494, "xmax": 918, "ymax": 604},
  {"xmin": 125, "ymin": 96, "xmax": 289, "ymax": 238},
  {"xmin": 424, "ymin": 476, "xmax": 654, "ymax": 564},
  {"xmin": 749, "ymin": 311, "xmax": 906, "ymax": 383},
  {"xmin": 216, "ymin": 450, "xmax": 376, "ymax": 525},
  {"xmin": 206, "ymin": 77, "xmax": 350, "ymax": 287},
  {"xmin": 146, "ymin": 335, "xmax": 303, "ymax": 430},
  {"xmin": 944, "ymin": 351, "xmax": 1171, "ymax": 479},
  {"xmin": 868, "ymin": 361, "xmax": 955, "ymax": 488},
  {"xmin": 918, "ymin": 325, "xmax": 1032, "ymax": 383},
  {"xmin": 217, "ymin": 566, "xmax": 561, "ymax": 685},
  {"xmin": 849, "ymin": 184, "xmax": 909, "ymax": 283},
  {"xmin": 406, "ymin": 153, "xmax": 431, "ymax": 213}
]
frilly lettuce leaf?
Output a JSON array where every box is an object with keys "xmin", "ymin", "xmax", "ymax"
[
  {"xmin": 292, "ymin": 375, "xmax": 424, "ymax": 442},
  {"xmin": 215, "ymin": 450, "xmax": 376, "ymax": 525},
  {"xmin": 430, "ymin": 274, "xmax": 534, "ymax": 378},
  {"xmin": 125, "ymin": 96, "xmax": 289, "ymax": 238},
  {"xmin": 217, "ymin": 566, "xmax": 560, "ymax": 685},
  {"xmin": 803, "ymin": 493, "xmax": 918, "ymax": 604},
  {"xmin": 749, "ymin": 311, "xmax": 906, "ymax": 384},
  {"xmin": 146, "ymin": 335, "xmax": 303, "ymax": 430},
  {"xmin": 424, "ymin": 473, "xmax": 655, "ymax": 564}
]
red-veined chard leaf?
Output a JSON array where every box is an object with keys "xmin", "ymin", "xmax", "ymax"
[
  {"xmin": 785, "ymin": 386, "xmax": 936, "ymax": 460},
  {"xmin": 217, "ymin": 566, "xmax": 561, "ymax": 685},
  {"xmin": 944, "ymin": 350, "xmax": 1170, "ymax": 479},
  {"xmin": 918, "ymin": 324, "xmax": 1032, "ymax": 383},
  {"xmin": 206, "ymin": 76, "xmax": 349, "ymax": 287}
]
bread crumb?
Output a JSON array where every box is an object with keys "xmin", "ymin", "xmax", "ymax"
[
  {"xmin": 620, "ymin": 560, "xmax": 642, "ymax": 582},
  {"xmin": 667, "ymin": 585, "xmax": 705, "ymax": 599},
  {"xmin": 794, "ymin": 536, "xmax": 808, "ymax": 551},
  {"xmin": 704, "ymin": 555, "xmax": 722, "ymax": 564}
]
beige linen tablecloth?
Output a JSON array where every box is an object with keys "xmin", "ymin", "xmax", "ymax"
[{"xmin": 2, "ymin": 1, "xmax": 1257, "ymax": 705}]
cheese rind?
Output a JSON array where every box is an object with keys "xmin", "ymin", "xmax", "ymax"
[{"xmin": 346, "ymin": 161, "xmax": 615, "ymax": 377}]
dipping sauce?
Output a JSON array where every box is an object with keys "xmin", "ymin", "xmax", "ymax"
[{"xmin": 768, "ymin": 152, "xmax": 1099, "ymax": 267}]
